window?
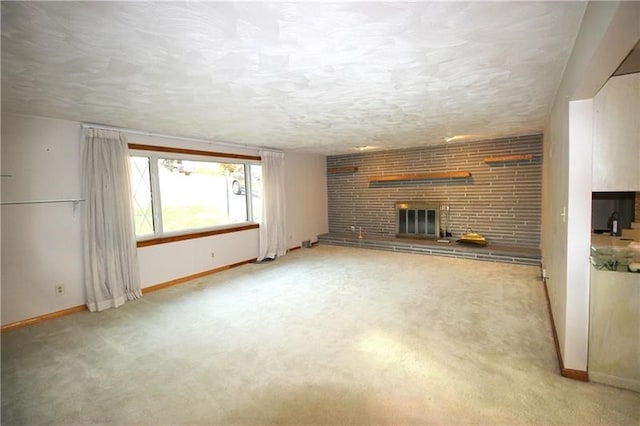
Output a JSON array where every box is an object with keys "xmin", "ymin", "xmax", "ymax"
[
  {"xmin": 130, "ymin": 156, "xmax": 154, "ymax": 237},
  {"xmin": 129, "ymin": 147, "xmax": 262, "ymax": 240}
]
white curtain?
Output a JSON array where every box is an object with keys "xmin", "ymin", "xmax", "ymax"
[
  {"xmin": 81, "ymin": 128, "xmax": 142, "ymax": 312},
  {"xmin": 258, "ymin": 150, "xmax": 287, "ymax": 261}
]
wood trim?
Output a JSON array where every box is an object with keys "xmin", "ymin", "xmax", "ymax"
[
  {"xmin": 543, "ymin": 276, "xmax": 565, "ymax": 373},
  {"xmin": 483, "ymin": 154, "xmax": 534, "ymax": 163},
  {"xmin": 368, "ymin": 171, "xmax": 471, "ymax": 183},
  {"xmin": 2, "ymin": 258, "xmax": 258, "ymax": 332},
  {"xmin": 142, "ymin": 258, "xmax": 256, "ymax": 294},
  {"xmin": 137, "ymin": 223, "xmax": 259, "ymax": 247},
  {"xmin": 542, "ymin": 276, "xmax": 589, "ymax": 382},
  {"xmin": 562, "ymin": 368, "xmax": 589, "ymax": 381},
  {"xmin": 1, "ymin": 305, "xmax": 87, "ymax": 333},
  {"xmin": 288, "ymin": 240, "xmax": 319, "ymax": 251},
  {"xmin": 327, "ymin": 166, "xmax": 358, "ymax": 174},
  {"xmin": 128, "ymin": 143, "xmax": 261, "ymax": 161}
]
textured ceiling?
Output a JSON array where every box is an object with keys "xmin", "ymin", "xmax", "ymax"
[{"xmin": 1, "ymin": 2, "xmax": 586, "ymax": 155}]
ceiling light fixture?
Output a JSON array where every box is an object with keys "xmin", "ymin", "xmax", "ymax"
[{"xmin": 444, "ymin": 135, "xmax": 475, "ymax": 143}]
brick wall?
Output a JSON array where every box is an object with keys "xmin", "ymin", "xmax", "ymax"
[{"xmin": 327, "ymin": 134, "xmax": 543, "ymax": 248}]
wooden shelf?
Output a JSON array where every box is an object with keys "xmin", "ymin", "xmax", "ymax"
[
  {"xmin": 368, "ymin": 171, "xmax": 471, "ymax": 183},
  {"xmin": 483, "ymin": 154, "xmax": 534, "ymax": 163},
  {"xmin": 327, "ymin": 166, "xmax": 358, "ymax": 174}
]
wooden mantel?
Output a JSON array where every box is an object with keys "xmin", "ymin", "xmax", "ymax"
[
  {"xmin": 368, "ymin": 171, "xmax": 471, "ymax": 183},
  {"xmin": 327, "ymin": 166, "xmax": 358, "ymax": 174},
  {"xmin": 483, "ymin": 154, "xmax": 534, "ymax": 163}
]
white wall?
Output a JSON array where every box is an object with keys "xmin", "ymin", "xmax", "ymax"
[
  {"xmin": 592, "ymin": 73, "xmax": 640, "ymax": 192},
  {"xmin": 137, "ymin": 230, "xmax": 259, "ymax": 286},
  {"xmin": 542, "ymin": 1, "xmax": 640, "ymax": 371},
  {"xmin": 284, "ymin": 151, "xmax": 329, "ymax": 249},
  {"xmin": 565, "ymin": 99, "xmax": 593, "ymax": 368},
  {"xmin": 1, "ymin": 113, "xmax": 329, "ymax": 326},
  {"xmin": 1, "ymin": 114, "xmax": 84, "ymax": 324}
]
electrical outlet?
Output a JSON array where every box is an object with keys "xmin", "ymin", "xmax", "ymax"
[
  {"xmin": 211, "ymin": 252, "xmax": 215, "ymax": 258},
  {"xmin": 55, "ymin": 284, "xmax": 65, "ymax": 296},
  {"xmin": 350, "ymin": 226, "xmax": 355, "ymax": 232}
]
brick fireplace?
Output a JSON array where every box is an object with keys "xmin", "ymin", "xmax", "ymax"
[{"xmin": 326, "ymin": 134, "xmax": 543, "ymax": 249}]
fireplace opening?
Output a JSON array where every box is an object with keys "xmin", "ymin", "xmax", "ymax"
[{"xmin": 396, "ymin": 202, "xmax": 440, "ymax": 239}]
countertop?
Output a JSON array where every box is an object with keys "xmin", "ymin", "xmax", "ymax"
[
  {"xmin": 591, "ymin": 234, "xmax": 638, "ymax": 249},
  {"xmin": 591, "ymin": 230, "xmax": 640, "ymax": 273},
  {"xmin": 592, "ymin": 228, "xmax": 639, "ymax": 248}
]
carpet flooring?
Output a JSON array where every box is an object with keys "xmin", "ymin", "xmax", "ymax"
[{"xmin": 2, "ymin": 245, "xmax": 639, "ymax": 425}]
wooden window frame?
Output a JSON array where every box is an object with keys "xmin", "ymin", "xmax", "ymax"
[{"xmin": 129, "ymin": 144, "xmax": 261, "ymax": 248}]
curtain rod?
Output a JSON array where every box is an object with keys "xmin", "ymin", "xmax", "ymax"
[
  {"xmin": 1, "ymin": 198, "xmax": 84, "ymax": 206},
  {"xmin": 81, "ymin": 123, "xmax": 282, "ymax": 153}
]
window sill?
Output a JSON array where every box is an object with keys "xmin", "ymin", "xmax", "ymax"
[{"xmin": 136, "ymin": 223, "xmax": 259, "ymax": 248}]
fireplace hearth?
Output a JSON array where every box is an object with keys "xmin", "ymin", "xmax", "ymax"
[{"xmin": 396, "ymin": 201, "xmax": 440, "ymax": 239}]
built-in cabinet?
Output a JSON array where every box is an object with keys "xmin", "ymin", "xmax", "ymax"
[
  {"xmin": 589, "ymin": 73, "xmax": 640, "ymax": 392},
  {"xmin": 589, "ymin": 265, "xmax": 640, "ymax": 393},
  {"xmin": 592, "ymin": 73, "xmax": 640, "ymax": 191}
]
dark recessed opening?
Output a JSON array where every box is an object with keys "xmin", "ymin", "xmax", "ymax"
[{"xmin": 591, "ymin": 191, "xmax": 636, "ymax": 233}]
